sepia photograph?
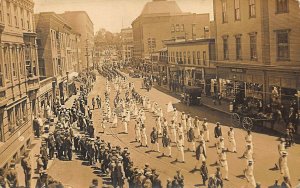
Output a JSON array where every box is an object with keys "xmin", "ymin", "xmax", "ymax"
[{"xmin": 0, "ymin": 0, "xmax": 299, "ymax": 187}]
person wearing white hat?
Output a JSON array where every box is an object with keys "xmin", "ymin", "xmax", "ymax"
[
  {"xmin": 181, "ymin": 112, "xmax": 187, "ymax": 131},
  {"xmin": 122, "ymin": 116, "xmax": 128, "ymax": 134},
  {"xmin": 172, "ymin": 108, "xmax": 178, "ymax": 123},
  {"xmin": 135, "ymin": 121, "xmax": 141, "ymax": 143},
  {"xmin": 112, "ymin": 112, "xmax": 118, "ymax": 128},
  {"xmin": 175, "ymin": 135, "xmax": 185, "ymax": 163},
  {"xmin": 227, "ymin": 127, "xmax": 237, "ymax": 153},
  {"xmin": 202, "ymin": 118, "xmax": 210, "ymax": 142},
  {"xmin": 278, "ymin": 138, "xmax": 286, "ymax": 156},
  {"xmin": 156, "ymin": 116, "xmax": 162, "ymax": 135},
  {"xmin": 170, "ymin": 120, "xmax": 177, "ymax": 143},
  {"xmin": 141, "ymin": 124, "xmax": 148, "ymax": 147},
  {"xmin": 244, "ymin": 160, "xmax": 256, "ymax": 187},
  {"xmin": 245, "ymin": 130, "xmax": 253, "ymax": 149},
  {"xmin": 279, "ymin": 151, "xmax": 290, "ymax": 179},
  {"xmin": 219, "ymin": 149, "xmax": 229, "ymax": 181}
]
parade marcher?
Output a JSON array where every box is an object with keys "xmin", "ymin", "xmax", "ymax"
[
  {"xmin": 92, "ymin": 97, "xmax": 96, "ymax": 110},
  {"xmin": 170, "ymin": 120, "xmax": 177, "ymax": 143},
  {"xmin": 112, "ymin": 112, "xmax": 118, "ymax": 128},
  {"xmin": 214, "ymin": 122, "xmax": 223, "ymax": 145},
  {"xmin": 101, "ymin": 118, "xmax": 107, "ymax": 134},
  {"xmin": 181, "ymin": 112, "xmax": 187, "ymax": 131},
  {"xmin": 195, "ymin": 141, "xmax": 207, "ymax": 170},
  {"xmin": 200, "ymin": 161, "xmax": 209, "ymax": 186},
  {"xmin": 245, "ymin": 130, "xmax": 253, "ymax": 149},
  {"xmin": 140, "ymin": 124, "xmax": 148, "ymax": 147},
  {"xmin": 135, "ymin": 120, "xmax": 141, "ymax": 143},
  {"xmin": 227, "ymin": 127, "xmax": 237, "ymax": 153},
  {"xmin": 279, "ymin": 151, "xmax": 290, "ymax": 179},
  {"xmin": 281, "ymin": 176, "xmax": 292, "ymax": 188},
  {"xmin": 241, "ymin": 144, "xmax": 254, "ymax": 164},
  {"xmin": 149, "ymin": 127, "xmax": 160, "ymax": 153},
  {"xmin": 96, "ymin": 95, "xmax": 101, "ymax": 109},
  {"xmin": 219, "ymin": 149, "xmax": 229, "ymax": 181},
  {"xmin": 215, "ymin": 167, "xmax": 223, "ymax": 188},
  {"xmin": 202, "ymin": 118, "xmax": 210, "ymax": 142},
  {"xmin": 244, "ymin": 160, "xmax": 256, "ymax": 187},
  {"xmin": 122, "ymin": 116, "xmax": 128, "ymax": 134},
  {"xmin": 175, "ymin": 169, "xmax": 184, "ymax": 188},
  {"xmin": 187, "ymin": 127, "xmax": 196, "ymax": 152},
  {"xmin": 156, "ymin": 116, "xmax": 162, "ymax": 135},
  {"xmin": 175, "ymin": 135, "xmax": 185, "ymax": 163},
  {"xmin": 89, "ymin": 179, "xmax": 99, "ymax": 188},
  {"xmin": 161, "ymin": 127, "xmax": 172, "ymax": 158}
]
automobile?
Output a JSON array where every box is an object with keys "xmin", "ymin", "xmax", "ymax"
[{"xmin": 181, "ymin": 86, "xmax": 203, "ymax": 106}]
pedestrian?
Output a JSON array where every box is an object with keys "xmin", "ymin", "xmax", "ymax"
[
  {"xmin": 175, "ymin": 169, "xmax": 184, "ymax": 187},
  {"xmin": 21, "ymin": 152, "xmax": 32, "ymax": 188},
  {"xmin": 135, "ymin": 120, "xmax": 141, "ymax": 143},
  {"xmin": 141, "ymin": 124, "xmax": 148, "ymax": 147},
  {"xmin": 112, "ymin": 112, "xmax": 118, "ymax": 128},
  {"xmin": 33, "ymin": 116, "xmax": 41, "ymax": 138},
  {"xmin": 96, "ymin": 95, "xmax": 101, "ymax": 109},
  {"xmin": 215, "ymin": 167, "xmax": 223, "ymax": 188},
  {"xmin": 152, "ymin": 172, "xmax": 162, "ymax": 188},
  {"xmin": 281, "ymin": 176, "xmax": 292, "ymax": 188},
  {"xmin": 92, "ymin": 97, "xmax": 95, "ymax": 110},
  {"xmin": 170, "ymin": 120, "xmax": 177, "ymax": 143},
  {"xmin": 161, "ymin": 128, "xmax": 172, "ymax": 158},
  {"xmin": 181, "ymin": 112, "xmax": 187, "ymax": 131},
  {"xmin": 227, "ymin": 127, "xmax": 237, "ymax": 153},
  {"xmin": 89, "ymin": 178, "xmax": 99, "ymax": 188},
  {"xmin": 219, "ymin": 149, "xmax": 229, "ymax": 181},
  {"xmin": 200, "ymin": 161, "xmax": 209, "ymax": 186},
  {"xmin": 6, "ymin": 162, "xmax": 18, "ymax": 188},
  {"xmin": 101, "ymin": 118, "xmax": 107, "ymax": 134},
  {"xmin": 214, "ymin": 122, "xmax": 223, "ymax": 146},
  {"xmin": 279, "ymin": 151, "xmax": 290, "ymax": 179}
]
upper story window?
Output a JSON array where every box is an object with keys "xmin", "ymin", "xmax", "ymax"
[
  {"xmin": 203, "ymin": 51, "xmax": 207, "ymax": 65},
  {"xmin": 180, "ymin": 24, "xmax": 184, "ymax": 32},
  {"xmin": 235, "ymin": 35, "xmax": 242, "ymax": 60},
  {"xmin": 249, "ymin": 33, "xmax": 257, "ymax": 60},
  {"xmin": 20, "ymin": 8, "xmax": 24, "ymax": 28},
  {"xmin": 175, "ymin": 24, "xmax": 180, "ymax": 32},
  {"xmin": 187, "ymin": 51, "xmax": 191, "ymax": 64},
  {"xmin": 183, "ymin": 52, "xmax": 186, "ymax": 64},
  {"xmin": 223, "ymin": 36, "xmax": 229, "ymax": 60},
  {"xmin": 192, "ymin": 51, "xmax": 196, "ymax": 64},
  {"xmin": 0, "ymin": 0, "xmax": 3, "ymax": 22},
  {"xmin": 6, "ymin": 1, "xmax": 11, "ymax": 25},
  {"xmin": 234, "ymin": 0, "xmax": 241, "ymax": 21},
  {"xmin": 276, "ymin": 30, "xmax": 290, "ymax": 61},
  {"xmin": 276, "ymin": 0, "xmax": 288, "ymax": 13},
  {"xmin": 222, "ymin": 0, "xmax": 228, "ymax": 23},
  {"xmin": 197, "ymin": 51, "xmax": 200, "ymax": 65},
  {"xmin": 249, "ymin": 0, "xmax": 256, "ymax": 17},
  {"xmin": 26, "ymin": 10, "xmax": 30, "ymax": 31},
  {"xmin": 14, "ymin": 5, "xmax": 18, "ymax": 27}
]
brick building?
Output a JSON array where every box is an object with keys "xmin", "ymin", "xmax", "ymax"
[
  {"xmin": 0, "ymin": 0, "xmax": 39, "ymax": 168},
  {"xmin": 35, "ymin": 12, "xmax": 80, "ymax": 112},
  {"xmin": 121, "ymin": 28, "xmax": 133, "ymax": 65},
  {"xmin": 59, "ymin": 11, "xmax": 94, "ymax": 71},
  {"xmin": 132, "ymin": 0, "xmax": 211, "ymax": 62}
]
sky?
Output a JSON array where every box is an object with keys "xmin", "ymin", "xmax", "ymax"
[{"xmin": 34, "ymin": 0, "xmax": 213, "ymax": 33}]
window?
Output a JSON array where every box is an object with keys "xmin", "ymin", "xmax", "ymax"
[
  {"xmin": 26, "ymin": 11, "xmax": 30, "ymax": 31},
  {"xmin": 197, "ymin": 51, "xmax": 201, "ymax": 65},
  {"xmin": 0, "ymin": 113, "xmax": 3, "ymax": 141},
  {"xmin": 180, "ymin": 24, "xmax": 184, "ymax": 32},
  {"xmin": 192, "ymin": 51, "xmax": 196, "ymax": 64},
  {"xmin": 276, "ymin": 30, "xmax": 289, "ymax": 60},
  {"xmin": 250, "ymin": 34, "xmax": 257, "ymax": 60},
  {"xmin": 6, "ymin": 1, "xmax": 11, "ymax": 25},
  {"xmin": 183, "ymin": 52, "xmax": 186, "ymax": 64},
  {"xmin": 0, "ymin": 0, "xmax": 3, "ymax": 22},
  {"xmin": 179, "ymin": 52, "xmax": 182, "ymax": 63},
  {"xmin": 176, "ymin": 52, "xmax": 179, "ymax": 63},
  {"xmin": 187, "ymin": 51, "xmax": 191, "ymax": 64},
  {"xmin": 235, "ymin": 35, "xmax": 242, "ymax": 60},
  {"xmin": 20, "ymin": 8, "xmax": 24, "ymax": 28},
  {"xmin": 222, "ymin": 0, "xmax": 228, "ymax": 23},
  {"xmin": 234, "ymin": 0, "xmax": 241, "ymax": 21},
  {"xmin": 14, "ymin": 5, "xmax": 18, "ymax": 27},
  {"xmin": 223, "ymin": 37, "xmax": 229, "ymax": 60},
  {"xmin": 276, "ymin": 0, "xmax": 288, "ymax": 13},
  {"xmin": 175, "ymin": 24, "xmax": 180, "ymax": 32},
  {"xmin": 249, "ymin": 0, "xmax": 256, "ymax": 17},
  {"xmin": 12, "ymin": 48, "xmax": 16, "ymax": 77}
]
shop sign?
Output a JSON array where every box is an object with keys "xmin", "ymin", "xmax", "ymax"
[{"xmin": 231, "ymin": 68, "xmax": 244, "ymax": 73}]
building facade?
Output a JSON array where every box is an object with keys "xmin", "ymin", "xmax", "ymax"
[
  {"xmin": 59, "ymin": 11, "xmax": 94, "ymax": 71},
  {"xmin": 35, "ymin": 12, "xmax": 79, "ymax": 113},
  {"xmin": 121, "ymin": 28, "xmax": 133, "ymax": 65},
  {"xmin": 213, "ymin": 0, "xmax": 300, "ymax": 104},
  {"xmin": 165, "ymin": 39, "xmax": 216, "ymax": 94},
  {"xmin": 132, "ymin": 0, "xmax": 211, "ymax": 61},
  {"xmin": 0, "ymin": 0, "xmax": 39, "ymax": 168}
]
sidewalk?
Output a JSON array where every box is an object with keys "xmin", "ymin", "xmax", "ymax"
[
  {"xmin": 154, "ymin": 84, "xmax": 232, "ymax": 116},
  {"xmin": 15, "ymin": 94, "xmax": 79, "ymax": 188}
]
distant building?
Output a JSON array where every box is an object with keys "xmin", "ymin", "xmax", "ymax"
[
  {"xmin": 164, "ymin": 38, "xmax": 216, "ymax": 94},
  {"xmin": 0, "ymin": 0, "xmax": 38, "ymax": 168},
  {"xmin": 59, "ymin": 11, "xmax": 94, "ymax": 71},
  {"xmin": 35, "ymin": 12, "xmax": 79, "ymax": 111},
  {"xmin": 132, "ymin": 0, "xmax": 211, "ymax": 61},
  {"xmin": 121, "ymin": 28, "xmax": 133, "ymax": 64}
]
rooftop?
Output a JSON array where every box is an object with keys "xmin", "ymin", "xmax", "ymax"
[{"xmin": 140, "ymin": 0, "xmax": 182, "ymax": 16}]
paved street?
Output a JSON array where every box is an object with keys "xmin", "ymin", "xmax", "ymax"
[{"xmin": 43, "ymin": 73, "xmax": 300, "ymax": 188}]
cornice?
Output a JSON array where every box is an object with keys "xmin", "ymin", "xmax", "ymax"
[{"xmin": 9, "ymin": 0, "xmax": 34, "ymax": 11}]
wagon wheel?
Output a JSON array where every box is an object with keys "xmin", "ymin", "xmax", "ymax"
[
  {"xmin": 231, "ymin": 113, "xmax": 240, "ymax": 127},
  {"xmin": 242, "ymin": 117, "xmax": 253, "ymax": 131}
]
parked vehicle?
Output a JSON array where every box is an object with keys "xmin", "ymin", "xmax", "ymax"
[{"xmin": 181, "ymin": 86, "xmax": 202, "ymax": 106}]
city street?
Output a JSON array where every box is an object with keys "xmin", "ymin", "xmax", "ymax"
[{"xmin": 46, "ymin": 73, "xmax": 300, "ymax": 187}]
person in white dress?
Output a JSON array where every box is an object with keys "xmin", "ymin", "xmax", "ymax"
[
  {"xmin": 244, "ymin": 160, "xmax": 256, "ymax": 187},
  {"xmin": 227, "ymin": 127, "xmax": 237, "ymax": 153},
  {"xmin": 202, "ymin": 118, "xmax": 210, "ymax": 142},
  {"xmin": 175, "ymin": 135, "xmax": 185, "ymax": 163},
  {"xmin": 181, "ymin": 112, "xmax": 187, "ymax": 131},
  {"xmin": 169, "ymin": 120, "xmax": 177, "ymax": 143},
  {"xmin": 141, "ymin": 124, "xmax": 148, "ymax": 147},
  {"xmin": 156, "ymin": 116, "xmax": 162, "ymax": 135},
  {"xmin": 112, "ymin": 112, "xmax": 118, "ymax": 128},
  {"xmin": 135, "ymin": 120, "xmax": 141, "ymax": 143}
]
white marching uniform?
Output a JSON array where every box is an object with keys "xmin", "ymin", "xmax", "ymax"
[
  {"xmin": 176, "ymin": 138, "xmax": 185, "ymax": 162},
  {"xmin": 219, "ymin": 152, "xmax": 229, "ymax": 179},
  {"xmin": 244, "ymin": 165, "xmax": 256, "ymax": 187},
  {"xmin": 181, "ymin": 114, "xmax": 187, "ymax": 131},
  {"xmin": 228, "ymin": 130, "xmax": 237, "ymax": 152},
  {"xmin": 156, "ymin": 117, "xmax": 162, "ymax": 134},
  {"xmin": 279, "ymin": 156, "xmax": 290, "ymax": 179},
  {"xmin": 170, "ymin": 122, "xmax": 177, "ymax": 143},
  {"xmin": 141, "ymin": 127, "xmax": 148, "ymax": 146},
  {"xmin": 135, "ymin": 123, "xmax": 141, "ymax": 142},
  {"xmin": 202, "ymin": 122, "xmax": 209, "ymax": 142}
]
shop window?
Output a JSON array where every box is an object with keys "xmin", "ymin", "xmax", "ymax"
[
  {"xmin": 180, "ymin": 24, "xmax": 184, "ymax": 32},
  {"xmin": 249, "ymin": 0, "xmax": 256, "ymax": 18},
  {"xmin": 197, "ymin": 51, "xmax": 201, "ymax": 65},
  {"xmin": 192, "ymin": 51, "xmax": 196, "ymax": 64},
  {"xmin": 234, "ymin": 0, "xmax": 241, "ymax": 21},
  {"xmin": 8, "ymin": 108, "xmax": 15, "ymax": 133},
  {"xmin": 276, "ymin": 0, "xmax": 288, "ymax": 13},
  {"xmin": 250, "ymin": 34, "xmax": 257, "ymax": 60},
  {"xmin": 175, "ymin": 24, "xmax": 180, "ymax": 32},
  {"xmin": 235, "ymin": 36, "xmax": 242, "ymax": 60},
  {"xmin": 222, "ymin": 0, "xmax": 228, "ymax": 23},
  {"xmin": 179, "ymin": 52, "xmax": 182, "ymax": 64},
  {"xmin": 0, "ymin": 113, "xmax": 3, "ymax": 142},
  {"xmin": 203, "ymin": 51, "xmax": 207, "ymax": 65},
  {"xmin": 276, "ymin": 30, "xmax": 290, "ymax": 61},
  {"xmin": 223, "ymin": 37, "xmax": 229, "ymax": 60},
  {"xmin": 187, "ymin": 51, "xmax": 191, "ymax": 64},
  {"xmin": 183, "ymin": 52, "xmax": 186, "ymax": 64}
]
